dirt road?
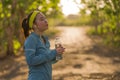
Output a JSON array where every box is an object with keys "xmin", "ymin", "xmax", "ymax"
[
  {"xmin": 0, "ymin": 26, "xmax": 120, "ymax": 80},
  {"xmin": 51, "ymin": 26, "xmax": 120, "ymax": 80}
]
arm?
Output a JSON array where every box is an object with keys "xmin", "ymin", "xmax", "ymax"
[
  {"xmin": 24, "ymin": 36, "xmax": 57, "ymax": 66},
  {"xmin": 51, "ymin": 50, "xmax": 58, "ymax": 64},
  {"xmin": 25, "ymin": 49, "xmax": 57, "ymax": 66}
]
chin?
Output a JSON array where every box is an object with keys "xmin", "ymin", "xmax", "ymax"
[
  {"xmin": 43, "ymin": 27, "xmax": 48, "ymax": 31},
  {"xmin": 46, "ymin": 26, "xmax": 48, "ymax": 29}
]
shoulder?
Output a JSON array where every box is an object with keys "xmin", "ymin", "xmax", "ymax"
[
  {"xmin": 25, "ymin": 35, "xmax": 33, "ymax": 43},
  {"xmin": 24, "ymin": 34, "xmax": 38, "ymax": 46}
]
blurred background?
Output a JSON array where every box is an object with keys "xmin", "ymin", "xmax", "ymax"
[{"xmin": 0, "ymin": 0, "xmax": 120, "ymax": 80}]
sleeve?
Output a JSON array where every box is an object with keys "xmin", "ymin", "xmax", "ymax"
[
  {"xmin": 24, "ymin": 37, "xmax": 57, "ymax": 66},
  {"xmin": 51, "ymin": 50, "xmax": 59, "ymax": 64}
]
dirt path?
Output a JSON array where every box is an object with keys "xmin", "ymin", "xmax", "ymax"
[
  {"xmin": 0, "ymin": 26, "xmax": 120, "ymax": 80},
  {"xmin": 51, "ymin": 26, "xmax": 120, "ymax": 80}
]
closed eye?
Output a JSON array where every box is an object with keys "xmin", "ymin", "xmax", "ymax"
[{"xmin": 39, "ymin": 17, "xmax": 46, "ymax": 21}]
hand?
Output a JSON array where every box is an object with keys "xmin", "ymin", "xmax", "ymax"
[{"xmin": 56, "ymin": 47, "xmax": 65, "ymax": 55}]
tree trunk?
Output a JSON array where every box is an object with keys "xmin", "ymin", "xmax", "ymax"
[
  {"xmin": 19, "ymin": 10, "xmax": 25, "ymax": 46},
  {"xmin": 6, "ymin": 0, "xmax": 17, "ymax": 56},
  {"xmin": 6, "ymin": 23, "xmax": 14, "ymax": 55}
]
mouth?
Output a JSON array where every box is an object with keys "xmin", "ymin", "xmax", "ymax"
[{"xmin": 46, "ymin": 23, "xmax": 48, "ymax": 27}]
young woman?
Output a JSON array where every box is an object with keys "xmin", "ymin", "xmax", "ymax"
[{"xmin": 22, "ymin": 10, "xmax": 65, "ymax": 80}]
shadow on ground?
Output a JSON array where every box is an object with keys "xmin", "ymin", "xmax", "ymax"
[
  {"xmin": 0, "ymin": 26, "xmax": 120, "ymax": 80},
  {"xmin": 0, "ymin": 55, "xmax": 28, "ymax": 80}
]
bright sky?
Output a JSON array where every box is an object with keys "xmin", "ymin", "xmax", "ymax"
[{"xmin": 60, "ymin": 0, "xmax": 81, "ymax": 16}]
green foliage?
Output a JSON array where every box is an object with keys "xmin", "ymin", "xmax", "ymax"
[
  {"xmin": 81, "ymin": 0, "xmax": 120, "ymax": 47},
  {"xmin": 0, "ymin": 0, "xmax": 63, "ymax": 57},
  {"xmin": 26, "ymin": 0, "xmax": 62, "ymax": 18},
  {"xmin": 57, "ymin": 14, "xmax": 91, "ymax": 26},
  {"xmin": 13, "ymin": 40, "xmax": 21, "ymax": 55}
]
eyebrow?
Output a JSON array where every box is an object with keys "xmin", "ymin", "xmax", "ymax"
[
  {"xmin": 39, "ymin": 16, "xmax": 46, "ymax": 19},
  {"xmin": 40, "ymin": 17, "xmax": 45, "ymax": 18}
]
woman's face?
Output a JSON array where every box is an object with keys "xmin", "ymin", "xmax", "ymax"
[{"xmin": 35, "ymin": 12, "xmax": 48, "ymax": 32}]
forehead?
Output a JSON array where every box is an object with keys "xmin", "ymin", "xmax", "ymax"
[{"xmin": 36, "ymin": 12, "xmax": 45, "ymax": 18}]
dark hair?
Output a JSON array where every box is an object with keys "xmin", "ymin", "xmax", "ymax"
[{"xmin": 22, "ymin": 12, "xmax": 33, "ymax": 38}]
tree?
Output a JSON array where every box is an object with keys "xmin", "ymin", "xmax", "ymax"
[
  {"xmin": 0, "ymin": 0, "xmax": 62, "ymax": 57},
  {"xmin": 81, "ymin": 0, "xmax": 120, "ymax": 47}
]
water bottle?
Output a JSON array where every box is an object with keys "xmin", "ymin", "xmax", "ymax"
[{"xmin": 55, "ymin": 37, "xmax": 63, "ymax": 60}]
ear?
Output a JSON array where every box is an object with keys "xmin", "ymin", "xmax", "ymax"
[{"xmin": 33, "ymin": 24, "xmax": 37, "ymax": 29}]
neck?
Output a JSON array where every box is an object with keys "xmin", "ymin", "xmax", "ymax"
[{"xmin": 34, "ymin": 29, "xmax": 43, "ymax": 36}]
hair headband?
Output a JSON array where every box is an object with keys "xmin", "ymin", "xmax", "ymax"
[{"xmin": 29, "ymin": 11, "xmax": 39, "ymax": 28}]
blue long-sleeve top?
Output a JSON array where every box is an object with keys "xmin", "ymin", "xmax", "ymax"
[{"xmin": 24, "ymin": 32, "xmax": 57, "ymax": 80}]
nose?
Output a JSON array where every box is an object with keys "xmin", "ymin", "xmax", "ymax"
[{"xmin": 44, "ymin": 19, "xmax": 48, "ymax": 23}]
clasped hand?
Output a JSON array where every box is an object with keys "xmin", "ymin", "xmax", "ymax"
[{"xmin": 56, "ymin": 45, "xmax": 65, "ymax": 54}]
